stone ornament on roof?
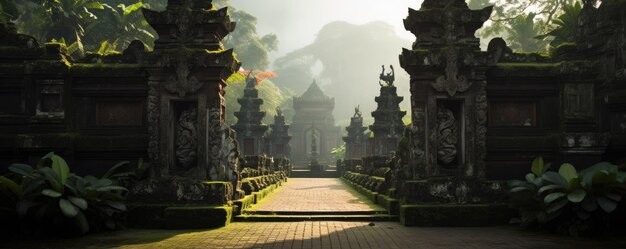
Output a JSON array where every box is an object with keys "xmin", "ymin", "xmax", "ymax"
[{"xmin": 379, "ymin": 65, "xmax": 395, "ymax": 86}]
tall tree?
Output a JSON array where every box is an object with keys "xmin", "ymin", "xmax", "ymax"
[{"xmin": 222, "ymin": 9, "xmax": 278, "ymax": 70}]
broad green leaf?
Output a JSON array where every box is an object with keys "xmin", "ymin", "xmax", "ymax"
[
  {"xmin": 567, "ymin": 189, "xmax": 586, "ymax": 203},
  {"xmin": 531, "ymin": 157, "xmax": 545, "ymax": 176},
  {"xmin": 39, "ymin": 167, "xmax": 63, "ymax": 192},
  {"xmin": 558, "ymin": 163, "xmax": 577, "ymax": 183},
  {"xmin": 597, "ymin": 197, "xmax": 618, "ymax": 213},
  {"xmin": 102, "ymin": 161, "xmax": 130, "ymax": 179},
  {"xmin": 542, "ymin": 172, "xmax": 567, "ymax": 187},
  {"xmin": 41, "ymin": 189, "xmax": 62, "ymax": 198},
  {"xmin": 97, "ymin": 40, "xmax": 109, "ymax": 55},
  {"xmin": 544, "ymin": 192, "xmax": 566, "ymax": 204},
  {"xmin": 8, "ymin": 164, "xmax": 34, "ymax": 177},
  {"xmin": 547, "ymin": 199, "xmax": 568, "ymax": 214},
  {"xmin": 525, "ymin": 173, "xmax": 535, "ymax": 183},
  {"xmin": 68, "ymin": 196, "xmax": 88, "ymax": 210},
  {"xmin": 0, "ymin": 176, "xmax": 22, "ymax": 197},
  {"xmin": 510, "ymin": 186, "xmax": 531, "ymax": 193},
  {"xmin": 606, "ymin": 192, "xmax": 622, "ymax": 202},
  {"xmin": 75, "ymin": 210, "xmax": 90, "ymax": 234},
  {"xmin": 106, "ymin": 201, "xmax": 126, "ymax": 211},
  {"xmin": 51, "ymin": 154, "xmax": 70, "ymax": 185},
  {"xmin": 84, "ymin": 2, "xmax": 104, "ymax": 10},
  {"xmin": 123, "ymin": 2, "xmax": 144, "ymax": 16},
  {"xmin": 59, "ymin": 198, "xmax": 78, "ymax": 217},
  {"xmin": 36, "ymin": 152, "xmax": 55, "ymax": 169},
  {"xmin": 538, "ymin": 184, "xmax": 565, "ymax": 194}
]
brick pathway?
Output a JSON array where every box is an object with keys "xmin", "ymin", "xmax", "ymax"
[
  {"xmin": 5, "ymin": 221, "xmax": 626, "ymax": 249},
  {"xmin": 249, "ymin": 178, "xmax": 384, "ymax": 213}
]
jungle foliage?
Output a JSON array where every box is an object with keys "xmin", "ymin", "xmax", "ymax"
[
  {"xmin": 469, "ymin": 0, "xmax": 585, "ymax": 52},
  {"xmin": 508, "ymin": 157, "xmax": 626, "ymax": 236},
  {"xmin": 0, "ymin": 153, "xmax": 145, "ymax": 237}
]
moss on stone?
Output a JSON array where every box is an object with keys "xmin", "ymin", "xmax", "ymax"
[
  {"xmin": 493, "ymin": 62, "xmax": 559, "ymax": 76},
  {"xmin": 70, "ymin": 63, "xmax": 144, "ymax": 76},
  {"xmin": 127, "ymin": 204, "xmax": 234, "ymax": 229}
]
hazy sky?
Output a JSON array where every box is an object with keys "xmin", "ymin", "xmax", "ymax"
[{"xmin": 230, "ymin": 0, "xmax": 424, "ymax": 64}]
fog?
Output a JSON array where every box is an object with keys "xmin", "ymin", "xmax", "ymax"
[{"xmin": 229, "ymin": 0, "xmax": 423, "ymax": 124}]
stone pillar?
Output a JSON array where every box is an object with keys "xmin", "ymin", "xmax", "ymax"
[
  {"xmin": 232, "ymin": 76, "xmax": 269, "ymax": 156},
  {"xmin": 399, "ymin": 0, "xmax": 492, "ymax": 179},
  {"xmin": 395, "ymin": 0, "xmax": 508, "ymax": 226},
  {"xmin": 343, "ymin": 106, "xmax": 368, "ymax": 159},
  {"xmin": 267, "ymin": 108, "xmax": 291, "ymax": 158},
  {"xmin": 369, "ymin": 66, "xmax": 406, "ymax": 157},
  {"xmin": 128, "ymin": 1, "xmax": 242, "ymax": 227}
]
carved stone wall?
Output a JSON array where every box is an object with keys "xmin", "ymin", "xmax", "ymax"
[{"xmin": 400, "ymin": 0, "xmax": 492, "ymax": 179}]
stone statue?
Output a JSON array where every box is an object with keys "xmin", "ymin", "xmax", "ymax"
[
  {"xmin": 276, "ymin": 108, "xmax": 283, "ymax": 117},
  {"xmin": 379, "ymin": 65, "xmax": 395, "ymax": 86},
  {"xmin": 354, "ymin": 105, "xmax": 362, "ymax": 118}
]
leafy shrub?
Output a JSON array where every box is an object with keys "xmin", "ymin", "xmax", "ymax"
[
  {"xmin": 0, "ymin": 152, "xmax": 139, "ymax": 236},
  {"xmin": 509, "ymin": 157, "xmax": 626, "ymax": 235}
]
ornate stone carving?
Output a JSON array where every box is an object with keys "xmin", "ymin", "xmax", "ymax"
[
  {"xmin": 432, "ymin": 47, "xmax": 472, "ymax": 96},
  {"xmin": 208, "ymin": 108, "xmax": 240, "ymax": 183},
  {"xmin": 437, "ymin": 106, "xmax": 458, "ymax": 165},
  {"xmin": 175, "ymin": 107, "xmax": 198, "ymax": 169},
  {"xmin": 475, "ymin": 81, "xmax": 488, "ymax": 178},
  {"xmin": 161, "ymin": 50, "xmax": 202, "ymax": 97},
  {"xmin": 147, "ymin": 81, "xmax": 160, "ymax": 176}
]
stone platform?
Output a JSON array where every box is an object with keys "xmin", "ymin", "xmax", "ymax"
[{"xmin": 237, "ymin": 178, "xmax": 395, "ymax": 221}]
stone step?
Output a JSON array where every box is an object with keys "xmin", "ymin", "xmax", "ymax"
[
  {"xmin": 290, "ymin": 170, "xmax": 339, "ymax": 178},
  {"xmin": 243, "ymin": 210, "xmax": 388, "ymax": 216},
  {"xmin": 233, "ymin": 214, "xmax": 399, "ymax": 222}
]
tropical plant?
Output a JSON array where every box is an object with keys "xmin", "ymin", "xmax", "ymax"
[
  {"xmin": 84, "ymin": 0, "xmax": 156, "ymax": 52},
  {"xmin": 536, "ymin": 1, "xmax": 583, "ymax": 47},
  {"xmin": 505, "ymin": 13, "xmax": 550, "ymax": 52},
  {"xmin": 16, "ymin": 0, "xmax": 106, "ymax": 57},
  {"xmin": 0, "ymin": 153, "xmax": 138, "ymax": 236},
  {"xmin": 476, "ymin": 0, "xmax": 582, "ymax": 51},
  {"xmin": 508, "ymin": 157, "xmax": 626, "ymax": 235},
  {"xmin": 331, "ymin": 143, "xmax": 346, "ymax": 161},
  {"xmin": 0, "ymin": 0, "xmax": 18, "ymax": 23}
]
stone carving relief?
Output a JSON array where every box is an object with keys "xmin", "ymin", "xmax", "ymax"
[
  {"xmin": 432, "ymin": 47, "xmax": 472, "ymax": 96},
  {"xmin": 147, "ymin": 81, "xmax": 160, "ymax": 176},
  {"xmin": 208, "ymin": 108, "xmax": 240, "ymax": 184},
  {"xmin": 161, "ymin": 50, "xmax": 202, "ymax": 97},
  {"xmin": 175, "ymin": 107, "xmax": 198, "ymax": 169},
  {"xmin": 437, "ymin": 106, "xmax": 458, "ymax": 165}
]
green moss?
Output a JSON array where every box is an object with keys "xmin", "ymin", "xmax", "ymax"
[
  {"xmin": 128, "ymin": 204, "xmax": 234, "ymax": 229},
  {"xmin": 71, "ymin": 63, "xmax": 143, "ymax": 76},
  {"xmin": 494, "ymin": 62, "xmax": 559, "ymax": 76}
]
